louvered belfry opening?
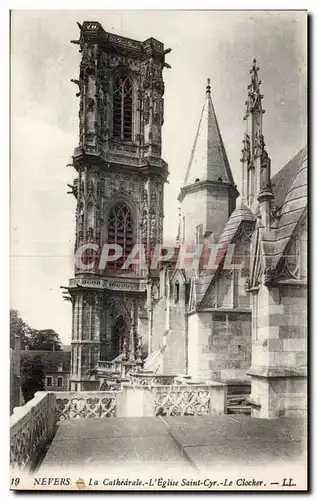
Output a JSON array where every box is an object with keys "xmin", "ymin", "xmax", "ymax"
[
  {"xmin": 107, "ymin": 202, "xmax": 134, "ymax": 269},
  {"xmin": 113, "ymin": 74, "xmax": 133, "ymax": 141}
]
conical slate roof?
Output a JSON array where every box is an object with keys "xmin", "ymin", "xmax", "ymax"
[{"xmin": 183, "ymin": 80, "xmax": 235, "ymax": 187}]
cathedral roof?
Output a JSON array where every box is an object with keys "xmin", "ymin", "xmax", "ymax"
[
  {"xmin": 271, "ymin": 146, "xmax": 307, "ymax": 210},
  {"xmin": 194, "ymin": 201, "xmax": 256, "ymax": 304},
  {"xmin": 262, "ymin": 146, "xmax": 307, "ymax": 271},
  {"xmin": 217, "ymin": 201, "xmax": 256, "ymax": 244},
  {"xmin": 182, "ymin": 80, "xmax": 235, "ymax": 188},
  {"xmin": 192, "ymin": 145, "xmax": 307, "ymax": 306}
]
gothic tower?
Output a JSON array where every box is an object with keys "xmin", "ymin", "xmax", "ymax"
[
  {"xmin": 240, "ymin": 58, "xmax": 273, "ymax": 219},
  {"xmin": 66, "ymin": 22, "xmax": 170, "ymax": 390},
  {"xmin": 178, "ymin": 80, "xmax": 239, "ymax": 244}
]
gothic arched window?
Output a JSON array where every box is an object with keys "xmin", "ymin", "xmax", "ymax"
[
  {"xmin": 175, "ymin": 281, "xmax": 180, "ymax": 303},
  {"xmin": 112, "ymin": 316, "xmax": 128, "ymax": 359},
  {"xmin": 108, "ymin": 202, "xmax": 133, "ymax": 268},
  {"xmin": 113, "ymin": 74, "xmax": 133, "ymax": 141}
]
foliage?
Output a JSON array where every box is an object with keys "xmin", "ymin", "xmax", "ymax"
[
  {"xmin": 10, "ymin": 309, "xmax": 62, "ymax": 351},
  {"xmin": 10, "ymin": 309, "xmax": 31, "ymax": 349},
  {"xmin": 28, "ymin": 329, "xmax": 62, "ymax": 351},
  {"xmin": 20, "ymin": 355, "xmax": 45, "ymax": 403}
]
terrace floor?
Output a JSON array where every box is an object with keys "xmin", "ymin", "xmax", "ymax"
[{"xmin": 39, "ymin": 415, "xmax": 306, "ymax": 474}]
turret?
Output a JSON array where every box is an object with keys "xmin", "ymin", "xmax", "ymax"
[{"xmin": 178, "ymin": 79, "xmax": 239, "ymax": 243}]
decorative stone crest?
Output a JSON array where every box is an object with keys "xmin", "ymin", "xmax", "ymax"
[{"xmin": 241, "ymin": 133, "xmax": 250, "ymax": 163}]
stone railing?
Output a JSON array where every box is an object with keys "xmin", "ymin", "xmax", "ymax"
[
  {"xmin": 55, "ymin": 391, "xmax": 118, "ymax": 422},
  {"xmin": 118, "ymin": 382, "xmax": 227, "ymax": 418},
  {"xmin": 155, "ymin": 385, "xmax": 211, "ymax": 416},
  {"xmin": 98, "ymin": 360, "xmax": 116, "ymax": 372},
  {"xmin": 129, "ymin": 372, "xmax": 176, "ymax": 386},
  {"xmin": 10, "ymin": 383, "xmax": 227, "ymax": 470},
  {"xmin": 98, "ymin": 359, "xmax": 140, "ymax": 379},
  {"xmin": 10, "ymin": 392, "xmax": 55, "ymax": 471}
]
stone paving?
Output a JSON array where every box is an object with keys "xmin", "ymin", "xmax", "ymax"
[{"xmin": 40, "ymin": 415, "xmax": 306, "ymax": 472}]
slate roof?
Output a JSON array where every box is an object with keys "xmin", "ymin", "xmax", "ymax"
[
  {"xmin": 271, "ymin": 146, "xmax": 307, "ymax": 210},
  {"xmin": 217, "ymin": 201, "xmax": 256, "ymax": 245},
  {"xmin": 182, "ymin": 84, "xmax": 235, "ymax": 187},
  {"xmin": 192, "ymin": 202, "xmax": 256, "ymax": 305},
  {"xmin": 21, "ymin": 350, "xmax": 71, "ymax": 373},
  {"xmin": 262, "ymin": 146, "xmax": 307, "ymax": 270},
  {"xmin": 192, "ymin": 145, "xmax": 307, "ymax": 307}
]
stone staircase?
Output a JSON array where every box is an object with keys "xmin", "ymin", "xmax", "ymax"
[{"xmin": 226, "ymin": 380, "xmax": 252, "ymax": 415}]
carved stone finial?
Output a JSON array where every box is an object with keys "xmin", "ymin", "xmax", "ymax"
[
  {"xmin": 206, "ymin": 78, "xmax": 211, "ymax": 95},
  {"xmin": 245, "ymin": 58, "xmax": 263, "ymax": 117}
]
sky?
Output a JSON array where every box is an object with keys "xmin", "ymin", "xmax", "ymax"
[{"xmin": 10, "ymin": 10, "xmax": 307, "ymax": 345}]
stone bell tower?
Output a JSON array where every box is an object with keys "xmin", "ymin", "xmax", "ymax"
[{"xmin": 64, "ymin": 21, "xmax": 170, "ymax": 391}]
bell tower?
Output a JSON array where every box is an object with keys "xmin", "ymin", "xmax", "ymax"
[{"xmin": 65, "ymin": 21, "xmax": 170, "ymax": 390}]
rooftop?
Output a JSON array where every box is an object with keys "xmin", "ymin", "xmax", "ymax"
[
  {"xmin": 180, "ymin": 80, "xmax": 236, "ymax": 197},
  {"xmin": 40, "ymin": 415, "xmax": 306, "ymax": 476}
]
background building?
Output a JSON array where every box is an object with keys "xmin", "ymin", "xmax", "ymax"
[{"xmin": 21, "ymin": 350, "xmax": 71, "ymax": 392}]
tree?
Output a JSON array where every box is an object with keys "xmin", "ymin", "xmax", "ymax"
[
  {"xmin": 28, "ymin": 329, "xmax": 62, "ymax": 351},
  {"xmin": 20, "ymin": 355, "xmax": 45, "ymax": 403},
  {"xmin": 10, "ymin": 309, "xmax": 31, "ymax": 349}
]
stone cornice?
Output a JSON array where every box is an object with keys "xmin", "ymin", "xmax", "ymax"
[
  {"xmin": 72, "ymin": 148, "xmax": 169, "ymax": 181},
  {"xmin": 247, "ymin": 365, "xmax": 307, "ymax": 378},
  {"xmin": 188, "ymin": 307, "xmax": 251, "ymax": 316},
  {"xmin": 79, "ymin": 21, "xmax": 165, "ymax": 62},
  {"xmin": 178, "ymin": 180, "xmax": 239, "ymax": 202},
  {"xmin": 68, "ymin": 276, "xmax": 147, "ymax": 293}
]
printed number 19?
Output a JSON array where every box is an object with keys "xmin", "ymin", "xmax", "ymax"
[{"xmin": 11, "ymin": 478, "xmax": 20, "ymax": 486}]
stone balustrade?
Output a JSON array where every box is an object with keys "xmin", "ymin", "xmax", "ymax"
[
  {"xmin": 155, "ymin": 385, "xmax": 212, "ymax": 416},
  {"xmin": 55, "ymin": 391, "xmax": 118, "ymax": 422},
  {"xmin": 98, "ymin": 359, "xmax": 139, "ymax": 379},
  {"xmin": 10, "ymin": 392, "xmax": 55, "ymax": 471},
  {"xmin": 98, "ymin": 360, "xmax": 115, "ymax": 372},
  {"xmin": 118, "ymin": 382, "xmax": 227, "ymax": 418},
  {"xmin": 10, "ymin": 382, "xmax": 227, "ymax": 470},
  {"xmin": 129, "ymin": 372, "xmax": 176, "ymax": 386}
]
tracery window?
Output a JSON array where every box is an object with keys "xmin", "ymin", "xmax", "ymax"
[
  {"xmin": 113, "ymin": 74, "xmax": 133, "ymax": 140},
  {"xmin": 108, "ymin": 202, "xmax": 133, "ymax": 268},
  {"xmin": 112, "ymin": 317, "xmax": 128, "ymax": 358}
]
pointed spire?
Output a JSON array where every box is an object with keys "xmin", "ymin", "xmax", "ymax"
[
  {"xmin": 176, "ymin": 206, "xmax": 181, "ymax": 247},
  {"xmin": 244, "ymin": 58, "xmax": 265, "ymax": 119},
  {"xmin": 182, "ymin": 79, "xmax": 235, "ymax": 188},
  {"xmin": 206, "ymin": 78, "xmax": 211, "ymax": 95}
]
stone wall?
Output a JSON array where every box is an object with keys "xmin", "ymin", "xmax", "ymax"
[
  {"xmin": 162, "ymin": 304, "xmax": 187, "ymax": 375},
  {"xmin": 44, "ymin": 373, "xmax": 69, "ymax": 392},
  {"xmin": 188, "ymin": 310, "xmax": 251, "ymax": 382},
  {"xmin": 151, "ymin": 297, "xmax": 167, "ymax": 354},
  {"xmin": 249, "ymin": 283, "xmax": 307, "ymax": 418},
  {"xmin": 181, "ymin": 185, "xmax": 235, "ymax": 243},
  {"xmin": 181, "ymin": 188, "xmax": 208, "ymax": 244}
]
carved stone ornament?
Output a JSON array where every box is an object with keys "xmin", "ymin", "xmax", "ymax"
[
  {"xmin": 144, "ymin": 96, "xmax": 150, "ymax": 124},
  {"xmin": 241, "ymin": 133, "xmax": 250, "ymax": 163},
  {"xmin": 263, "ymin": 266, "xmax": 276, "ymax": 285},
  {"xmin": 87, "ymin": 98, "xmax": 95, "ymax": 112}
]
